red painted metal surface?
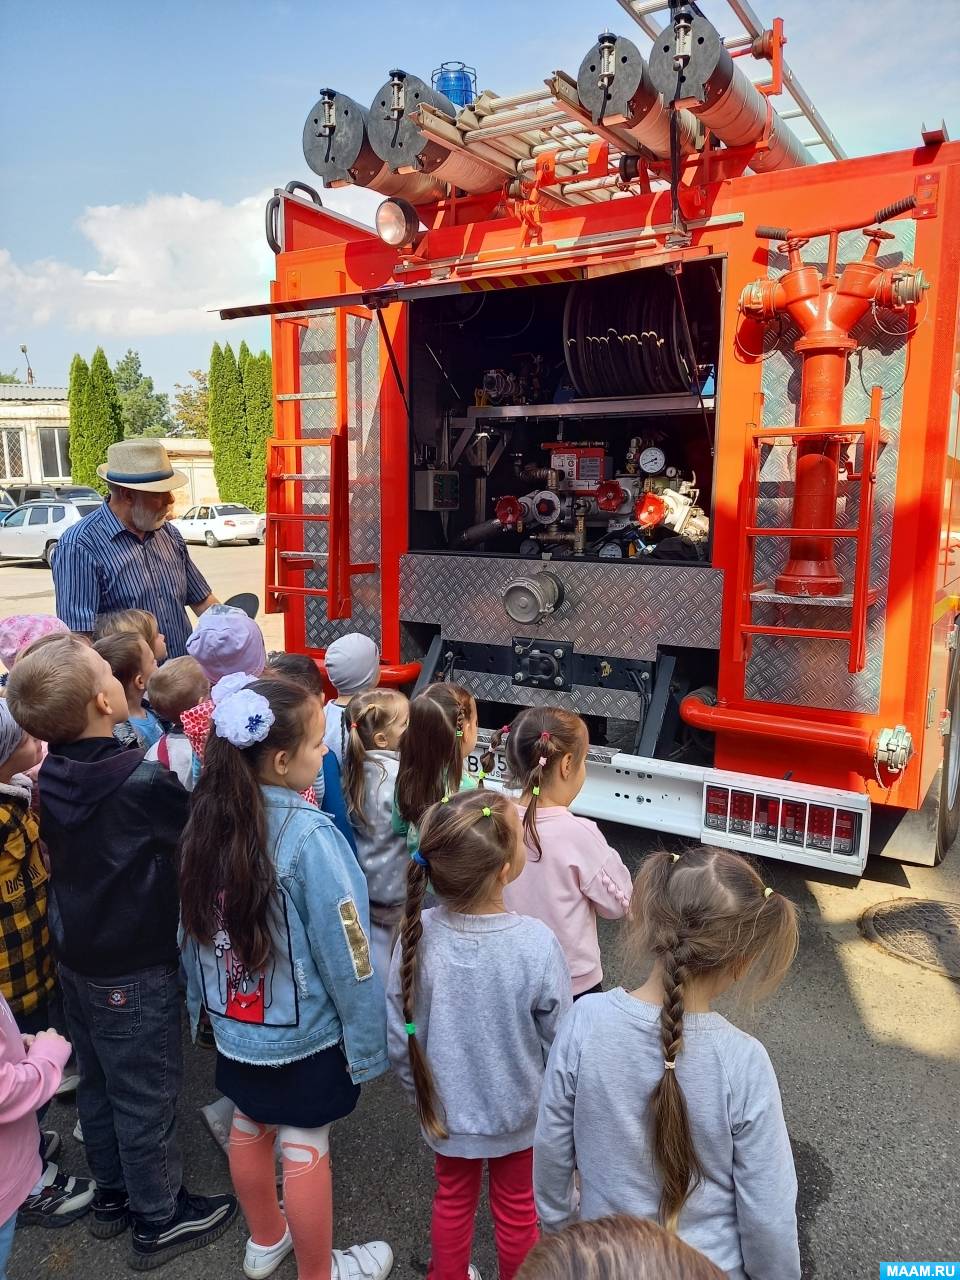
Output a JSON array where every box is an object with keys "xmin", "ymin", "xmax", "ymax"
[{"xmin": 260, "ymin": 137, "xmax": 960, "ymax": 814}]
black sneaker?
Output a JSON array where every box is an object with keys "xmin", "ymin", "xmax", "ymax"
[
  {"xmin": 90, "ymin": 1188, "xmax": 131, "ymax": 1239},
  {"xmin": 40, "ymin": 1130, "xmax": 62, "ymax": 1163},
  {"xmin": 129, "ymin": 1188, "xmax": 237, "ymax": 1271},
  {"xmin": 17, "ymin": 1163, "xmax": 95, "ymax": 1228}
]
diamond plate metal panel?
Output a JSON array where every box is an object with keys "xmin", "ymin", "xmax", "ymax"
[
  {"xmin": 399, "ymin": 553, "xmax": 722, "ymax": 658},
  {"xmin": 459, "ymin": 671, "xmax": 645, "ymax": 719},
  {"xmin": 300, "ymin": 314, "xmax": 383, "ymax": 650},
  {"xmin": 745, "ymin": 224, "xmax": 915, "ymax": 712}
]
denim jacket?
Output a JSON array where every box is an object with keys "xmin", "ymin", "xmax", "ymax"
[{"xmin": 182, "ymin": 785, "xmax": 387, "ymax": 1083}]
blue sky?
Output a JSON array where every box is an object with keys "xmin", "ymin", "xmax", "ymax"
[{"xmin": 2, "ymin": 0, "xmax": 957, "ymax": 396}]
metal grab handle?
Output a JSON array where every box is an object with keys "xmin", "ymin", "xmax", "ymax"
[
  {"xmin": 265, "ymin": 195, "xmax": 281, "ymax": 254},
  {"xmin": 284, "ymin": 180, "xmax": 323, "ymax": 206},
  {"xmin": 873, "ymin": 194, "xmax": 915, "ymax": 224},
  {"xmin": 754, "ymin": 194, "xmax": 916, "ymax": 244}
]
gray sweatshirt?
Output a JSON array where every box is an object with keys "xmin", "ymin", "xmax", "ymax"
[
  {"xmin": 352, "ymin": 750, "xmax": 406, "ymax": 916},
  {"xmin": 534, "ymin": 990, "xmax": 800, "ymax": 1280},
  {"xmin": 387, "ymin": 907, "xmax": 572, "ymax": 1158}
]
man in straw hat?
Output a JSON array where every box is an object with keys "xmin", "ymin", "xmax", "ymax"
[{"xmin": 52, "ymin": 441, "xmax": 219, "ymax": 658}]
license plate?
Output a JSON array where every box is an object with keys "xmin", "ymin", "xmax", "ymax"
[{"xmin": 465, "ymin": 744, "xmax": 507, "ymax": 783}]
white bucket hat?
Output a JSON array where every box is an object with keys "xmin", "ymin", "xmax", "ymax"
[{"xmin": 97, "ymin": 440, "xmax": 187, "ymax": 492}]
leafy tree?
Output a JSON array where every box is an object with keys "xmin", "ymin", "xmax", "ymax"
[
  {"xmin": 76, "ymin": 348, "xmax": 123, "ymax": 493},
  {"xmin": 172, "ymin": 370, "xmax": 209, "ymax": 438},
  {"xmin": 209, "ymin": 343, "xmax": 246, "ymax": 503},
  {"xmin": 67, "ymin": 355, "xmax": 90, "ymax": 489},
  {"xmin": 113, "ymin": 349, "xmax": 171, "ymax": 438},
  {"xmin": 240, "ymin": 351, "xmax": 273, "ymax": 511},
  {"xmin": 0, "ymin": 370, "xmax": 20, "ymax": 384},
  {"xmin": 237, "ymin": 340, "xmax": 253, "ymax": 380}
]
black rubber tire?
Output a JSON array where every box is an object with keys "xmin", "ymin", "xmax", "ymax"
[
  {"xmin": 936, "ymin": 625, "xmax": 960, "ymax": 862},
  {"xmin": 204, "ymin": 531, "xmax": 220, "ymax": 548},
  {"xmin": 43, "ymin": 541, "xmax": 57, "ymax": 569}
]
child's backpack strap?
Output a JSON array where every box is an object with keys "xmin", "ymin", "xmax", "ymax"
[{"xmin": 157, "ymin": 734, "xmax": 170, "ymax": 769}]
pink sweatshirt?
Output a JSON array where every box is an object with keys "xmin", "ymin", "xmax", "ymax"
[
  {"xmin": 0, "ymin": 992, "xmax": 70, "ymax": 1225},
  {"xmin": 503, "ymin": 805, "xmax": 633, "ymax": 995}
]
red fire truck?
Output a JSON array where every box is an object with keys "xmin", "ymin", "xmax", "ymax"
[{"xmin": 222, "ymin": 0, "xmax": 960, "ymax": 876}]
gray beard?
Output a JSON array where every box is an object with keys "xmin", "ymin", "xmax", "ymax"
[{"xmin": 130, "ymin": 498, "xmax": 167, "ymax": 533}]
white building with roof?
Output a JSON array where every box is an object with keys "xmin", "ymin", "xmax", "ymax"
[
  {"xmin": 0, "ymin": 384, "xmax": 71, "ymax": 485},
  {"xmin": 0, "ymin": 384, "xmax": 221, "ymax": 514}
]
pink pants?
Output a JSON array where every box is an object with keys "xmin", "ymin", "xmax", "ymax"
[{"xmin": 427, "ymin": 1147, "xmax": 539, "ymax": 1280}]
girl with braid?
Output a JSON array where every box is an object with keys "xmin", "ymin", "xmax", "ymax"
[
  {"xmin": 392, "ymin": 683, "xmax": 478, "ymax": 852},
  {"xmin": 533, "ymin": 847, "xmax": 800, "ymax": 1280},
  {"xmin": 488, "ymin": 708, "xmax": 632, "ymax": 999},
  {"xmin": 343, "ymin": 688, "xmax": 410, "ymax": 984},
  {"xmin": 387, "ymin": 791, "xmax": 571, "ymax": 1280}
]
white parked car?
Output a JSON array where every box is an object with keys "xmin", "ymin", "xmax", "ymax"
[
  {"xmin": 0, "ymin": 499, "xmax": 102, "ymax": 567},
  {"xmin": 171, "ymin": 503, "xmax": 266, "ymax": 547}
]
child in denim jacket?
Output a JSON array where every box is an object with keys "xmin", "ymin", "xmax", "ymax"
[{"xmin": 179, "ymin": 676, "xmax": 393, "ymax": 1280}]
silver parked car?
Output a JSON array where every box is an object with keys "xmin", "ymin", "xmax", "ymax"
[
  {"xmin": 0, "ymin": 499, "xmax": 102, "ymax": 567},
  {"xmin": 171, "ymin": 503, "xmax": 266, "ymax": 547}
]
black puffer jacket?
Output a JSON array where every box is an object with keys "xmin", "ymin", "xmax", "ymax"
[{"xmin": 39, "ymin": 738, "xmax": 190, "ymax": 977}]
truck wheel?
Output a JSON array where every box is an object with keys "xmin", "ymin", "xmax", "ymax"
[{"xmin": 936, "ymin": 625, "xmax": 960, "ymax": 862}]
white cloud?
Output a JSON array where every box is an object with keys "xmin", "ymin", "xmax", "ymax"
[{"xmin": 0, "ymin": 185, "xmax": 380, "ymax": 339}]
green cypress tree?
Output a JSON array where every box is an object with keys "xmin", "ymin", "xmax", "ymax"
[
  {"xmin": 242, "ymin": 352, "xmax": 274, "ymax": 511},
  {"xmin": 78, "ymin": 347, "xmax": 124, "ymax": 493},
  {"xmin": 67, "ymin": 355, "xmax": 90, "ymax": 487},
  {"xmin": 237, "ymin": 339, "xmax": 253, "ymax": 380},
  {"xmin": 207, "ymin": 343, "xmax": 223, "ymax": 441},
  {"xmin": 211, "ymin": 344, "xmax": 246, "ymax": 503}
]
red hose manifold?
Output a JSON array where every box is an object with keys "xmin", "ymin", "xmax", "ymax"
[{"xmin": 739, "ymin": 207, "xmax": 928, "ymax": 596}]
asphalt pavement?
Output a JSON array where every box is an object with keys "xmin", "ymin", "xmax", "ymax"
[{"xmin": 4, "ymin": 544, "xmax": 960, "ymax": 1278}]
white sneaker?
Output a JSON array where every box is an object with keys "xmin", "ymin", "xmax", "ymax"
[
  {"xmin": 73, "ymin": 1119, "xmax": 83, "ymax": 1143},
  {"xmin": 468, "ymin": 1268, "xmax": 482, "ymax": 1280},
  {"xmin": 331, "ymin": 1240, "xmax": 394, "ymax": 1279},
  {"xmin": 243, "ymin": 1225, "xmax": 294, "ymax": 1278}
]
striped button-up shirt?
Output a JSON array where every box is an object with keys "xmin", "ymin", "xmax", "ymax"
[{"xmin": 52, "ymin": 501, "xmax": 211, "ymax": 658}]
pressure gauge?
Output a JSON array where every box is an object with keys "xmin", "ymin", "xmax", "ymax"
[
  {"xmin": 598, "ymin": 542, "xmax": 624, "ymax": 559},
  {"xmin": 639, "ymin": 446, "xmax": 666, "ymax": 475}
]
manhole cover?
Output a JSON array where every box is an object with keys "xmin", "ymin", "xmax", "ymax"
[{"xmin": 859, "ymin": 898, "xmax": 960, "ymax": 978}]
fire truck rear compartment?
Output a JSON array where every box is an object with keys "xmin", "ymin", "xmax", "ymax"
[
  {"xmin": 407, "ymin": 261, "xmax": 721, "ymax": 565},
  {"xmin": 400, "ymin": 261, "xmax": 724, "ymax": 759}
]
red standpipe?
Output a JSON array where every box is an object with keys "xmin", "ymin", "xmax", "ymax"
[{"xmin": 739, "ymin": 226, "xmax": 922, "ymax": 595}]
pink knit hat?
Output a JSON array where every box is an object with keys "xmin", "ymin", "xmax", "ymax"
[{"xmin": 0, "ymin": 614, "xmax": 69, "ymax": 671}]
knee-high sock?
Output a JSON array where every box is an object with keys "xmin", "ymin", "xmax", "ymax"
[
  {"xmin": 280, "ymin": 1124, "xmax": 333, "ymax": 1280},
  {"xmin": 228, "ymin": 1112, "xmax": 286, "ymax": 1247}
]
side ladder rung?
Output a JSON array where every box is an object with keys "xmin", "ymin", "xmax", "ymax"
[
  {"xmin": 267, "ymin": 512, "xmax": 331, "ymax": 524},
  {"xmin": 746, "ymin": 527, "xmax": 859, "ymax": 539},
  {"xmin": 740, "ymin": 623, "xmax": 853, "ymax": 641},
  {"xmin": 276, "ymin": 392, "xmax": 337, "ymax": 402}
]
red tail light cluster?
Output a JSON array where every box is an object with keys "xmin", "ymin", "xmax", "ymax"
[{"xmin": 703, "ymin": 785, "xmax": 861, "ymax": 856}]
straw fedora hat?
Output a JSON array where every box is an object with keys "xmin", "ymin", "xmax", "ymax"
[{"xmin": 97, "ymin": 440, "xmax": 187, "ymax": 492}]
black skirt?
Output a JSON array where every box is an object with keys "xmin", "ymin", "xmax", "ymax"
[{"xmin": 216, "ymin": 1043, "xmax": 361, "ymax": 1129}]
